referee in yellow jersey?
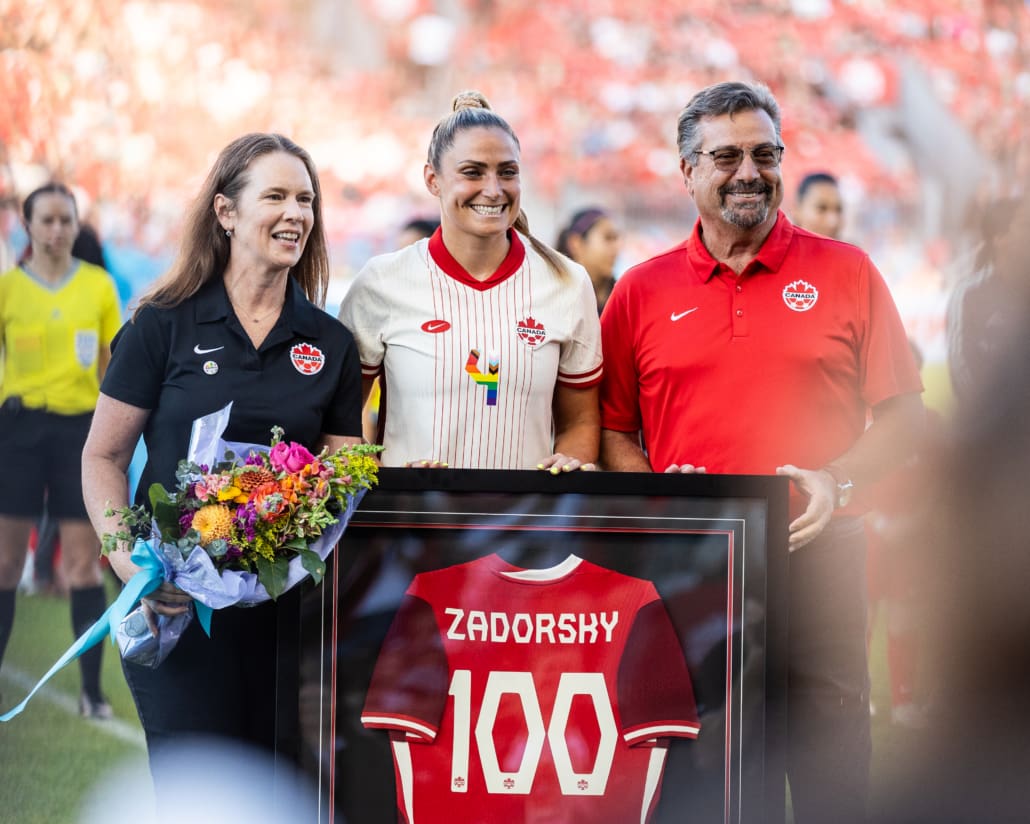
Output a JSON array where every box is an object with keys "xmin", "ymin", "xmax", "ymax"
[{"xmin": 0, "ymin": 183, "xmax": 121, "ymax": 718}]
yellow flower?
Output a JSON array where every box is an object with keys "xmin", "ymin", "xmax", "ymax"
[
  {"xmin": 218, "ymin": 485, "xmax": 242, "ymax": 502},
  {"xmin": 192, "ymin": 504, "xmax": 234, "ymax": 547}
]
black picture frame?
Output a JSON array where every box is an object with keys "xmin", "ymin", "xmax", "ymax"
[{"xmin": 297, "ymin": 468, "xmax": 789, "ymax": 824}]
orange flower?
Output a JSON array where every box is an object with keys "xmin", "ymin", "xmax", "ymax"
[
  {"xmin": 301, "ymin": 459, "xmax": 324, "ymax": 479},
  {"xmin": 278, "ymin": 477, "xmax": 299, "ymax": 505},
  {"xmin": 251, "ymin": 481, "xmax": 288, "ymax": 521},
  {"xmin": 192, "ymin": 504, "xmax": 234, "ymax": 546}
]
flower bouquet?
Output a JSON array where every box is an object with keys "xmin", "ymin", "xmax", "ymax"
[
  {"xmin": 0, "ymin": 404, "xmax": 379, "ymax": 720},
  {"xmin": 105, "ymin": 402, "xmax": 382, "ymax": 666}
]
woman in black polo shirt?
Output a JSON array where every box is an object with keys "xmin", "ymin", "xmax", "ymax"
[{"xmin": 81, "ymin": 134, "xmax": 362, "ymax": 784}]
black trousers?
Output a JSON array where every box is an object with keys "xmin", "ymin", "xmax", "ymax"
[
  {"xmin": 787, "ymin": 517, "xmax": 871, "ymax": 824},
  {"xmin": 123, "ymin": 590, "xmax": 302, "ymax": 802}
]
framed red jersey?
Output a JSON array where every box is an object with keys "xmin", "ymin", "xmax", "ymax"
[
  {"xmin": 295, "ymin": 470, "xmax": 789, "ymax": 823},
  {"xmin": 361, "ymin": 554, "xmax": 700, "ymax": 823}
]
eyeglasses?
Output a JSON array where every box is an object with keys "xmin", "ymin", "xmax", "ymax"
[{"xmin": 692, "ymin": 145, "xmax": 785, "ymax": 172}]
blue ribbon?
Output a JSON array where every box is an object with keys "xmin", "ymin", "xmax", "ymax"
[
  {"xmin": 0, "ymin": 539, "xmax": 206, "ymax": 722},
  {"xmin": 1, "ymin": 485, "xmax": 366, "ymax": 721}
]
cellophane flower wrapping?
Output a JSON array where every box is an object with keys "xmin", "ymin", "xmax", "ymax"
[
  {"xmin": 108, "ymin": 403, "xmax": 380, "ymax": 666},
  {"xmin": 116, "ymin": 607, "xmax": 192, "ymax": 668}
]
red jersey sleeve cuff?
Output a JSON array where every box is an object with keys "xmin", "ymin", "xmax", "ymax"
[
  {"xmin": 557, "ymin": 363, "xmax": 603, "ymax": 388},
  {"xmin": 360, "ymin": 361, "xmax": 384, "ymax": 380}
]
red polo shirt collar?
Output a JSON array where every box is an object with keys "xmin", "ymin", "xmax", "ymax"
[
  {"xmin": 428, "ymin": 227, "xmax": 526, "ymax": 291},
  {"xmin": 684, "ymin": 210, "xmax": 796, "ymax": 282}
]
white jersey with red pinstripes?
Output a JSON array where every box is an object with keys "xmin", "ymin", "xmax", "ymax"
[
  {"xmin": 361, "ymin": 554, "xmax": 701, "ymax": 824},
  {"xmin": 338, "ymin": 230, "xmax": 602, "ymax": 468}
]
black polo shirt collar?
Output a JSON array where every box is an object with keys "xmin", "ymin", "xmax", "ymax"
[{"xmin": 193, "ymin": 275, "xmax": 321, "ymax": 340}]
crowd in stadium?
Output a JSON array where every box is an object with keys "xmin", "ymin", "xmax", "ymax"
[{"xmin": 2, "ymin": 0, "xmax": 1027, "ymax": 268}]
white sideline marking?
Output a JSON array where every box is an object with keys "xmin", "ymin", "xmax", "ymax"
[{"xmin": 1, "ymin": 667, "xmax": 146, "ymax": 747}]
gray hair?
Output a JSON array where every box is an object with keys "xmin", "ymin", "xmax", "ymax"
[{"xmin": 676, "ymin": 81, "xmax": 782, "ymax": 162}]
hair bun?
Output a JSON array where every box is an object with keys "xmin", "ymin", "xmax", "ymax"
[{"xmin": 452, "ymin": 90, "xmax": 491, "ymax": 113}]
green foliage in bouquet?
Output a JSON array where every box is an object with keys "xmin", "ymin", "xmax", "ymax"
[{"xmin": 103, "ymin": 429, "xmax": 381, "ymax": 598}]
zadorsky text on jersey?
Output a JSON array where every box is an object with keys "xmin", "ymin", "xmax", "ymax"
[{"xmin": 444, "ymin": 607, "xmax": 618, "ymax": 644}]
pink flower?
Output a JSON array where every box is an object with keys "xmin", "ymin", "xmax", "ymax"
[{"xmin": 269, "ymin": 441, "xmax": 315, "ymax": 474}]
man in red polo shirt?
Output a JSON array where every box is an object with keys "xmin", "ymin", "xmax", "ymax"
[{"xmin": 600, "ymin": 81, "xmax": 924, "ymax": 823}]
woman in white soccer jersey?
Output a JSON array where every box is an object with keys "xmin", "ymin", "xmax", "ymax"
[{"xmin": 339, "ymin": 91, "xmax": 602, "ymax": 471}]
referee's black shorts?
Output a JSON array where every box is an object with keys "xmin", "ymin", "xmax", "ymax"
[{"xmin": 0, "ymin": 404, "xmax": 93, "ymax": 520}]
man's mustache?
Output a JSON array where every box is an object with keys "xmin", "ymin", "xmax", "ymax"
[{"xmin": 720, "ymin": 184, "xmax": 771, "ymax": 195}]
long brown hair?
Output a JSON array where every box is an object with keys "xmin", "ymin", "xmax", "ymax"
[
  {"xmin": 428, "ymin": 91, "xmax": 568, "ymax": 279},
  {"xmin": 135, "ymin": 133, "xmax": 329, "ymax": 315}
]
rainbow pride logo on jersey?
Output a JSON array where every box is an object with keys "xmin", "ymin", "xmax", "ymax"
[{"xmin": 465, "ymin": 348, "xmax": 499, "ymax": 406}]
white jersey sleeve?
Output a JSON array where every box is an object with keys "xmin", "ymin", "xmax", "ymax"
[
  {"xmin": 558, "ymin": 263, "xmax": 604, "ymax": 388},
  {"xmin": 338, "ymin": 250, "xmax": 402, "ymax": 380}
]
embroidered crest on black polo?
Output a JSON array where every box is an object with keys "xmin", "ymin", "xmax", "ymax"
[{"xmin": 290, "ymin": 342, "xmax": 325, "ymax": 375}]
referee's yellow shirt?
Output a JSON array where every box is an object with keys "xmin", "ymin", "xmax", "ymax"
[{"xmin": 0, "ymin": 261, "xmax": 122, "ymax": 414}]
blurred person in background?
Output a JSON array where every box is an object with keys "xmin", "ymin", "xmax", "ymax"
[
  {"xmin": 80, "ymin": 134, "xmax": 362, "ymax": 793},
  {"xmin": 861, "ymin": 339, "xmax": 940, "ymax": 729},
  {"xmin": 72, "ymin": 222, "xmax": 110, "ymax": 272},
  {"xmin": 339, "ymin": 91, "xmax": 602, "ymax": 471},
  {"xmin": 0, "ymin": 199, "xmax": 17, "ymax": 273},
  {"xmin": 946, "ymin": 189, "xmax": 1027, "ymax": 412},
  {"xmin": 599, "ymin": 81, "xmax": 924, "ymax": 823},
  {"xmin": 874, "ymin": 185, "xmax": 1030, "ymax": 823},
  {"xmin": 794, "ymin": 171, "xmax": 931, "ymax": 729},
  {"xmin": 793, "ymin": 172, "xmax": 844, "ymax": 240},
  {"xmin": 0, "ymin": 183, "xmax": 121, "ymax": 718},
  {"xmin": 555, "ymin": 206, "xmax": 622, "ymax": 313},
  {"xmin": 394, "ymin": 216, "xmax": 440, "ymax": 250},
  {"xmin": 30, "ymin": 222, "xmax": 115, "ymax": 597}
]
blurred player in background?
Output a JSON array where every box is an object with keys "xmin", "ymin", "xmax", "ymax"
[
  {"xmin": 793, "ymin": 172, "xmax": 844, "ymax": 240},
  {"xmin": 555, "ymin": 206, "xmax": 622, "ymax": 313},
  {"xmin": 874, "ymin": 179, "xmax": 1030, "ymax": 823},
  {"xmin": 0, "ymin": 183, "xmax": 121, "ymax": 718},
  {"xmin": 794, "ymin": 170, "xmax": 931, "ymax": 728}
]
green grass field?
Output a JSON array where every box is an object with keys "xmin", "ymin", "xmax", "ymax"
[
  {"xmin": 1, "ymin": 580, "xmax": 921, "ymax": 823},
  {"xmin": 0, "ymin": 581, "xmax": 151, "ymax": 824}
]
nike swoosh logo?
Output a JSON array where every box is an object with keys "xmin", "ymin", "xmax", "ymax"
[
  {"xmin": 193, "ymin": 345, "xmax": 225, "ymax": 354},
  {"xmin": 670, "ymin": 308, "xmax": 699, "ymax": 321},
  {"xmin": 420, "ymin": 320, "xmax": 452, "ymax": 334}
]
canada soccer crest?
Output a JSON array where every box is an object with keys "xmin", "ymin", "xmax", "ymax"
[
  {"xmin": 515, "ymin": 316, "xmax": 546, "ymax": 347},
  {"xmin": 782, "ymin": 279, "xmax": 819, "ymax": 312},
  {"xmin": 290, "ymin": 342, "xmax": 325, "ymax": 375}
]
